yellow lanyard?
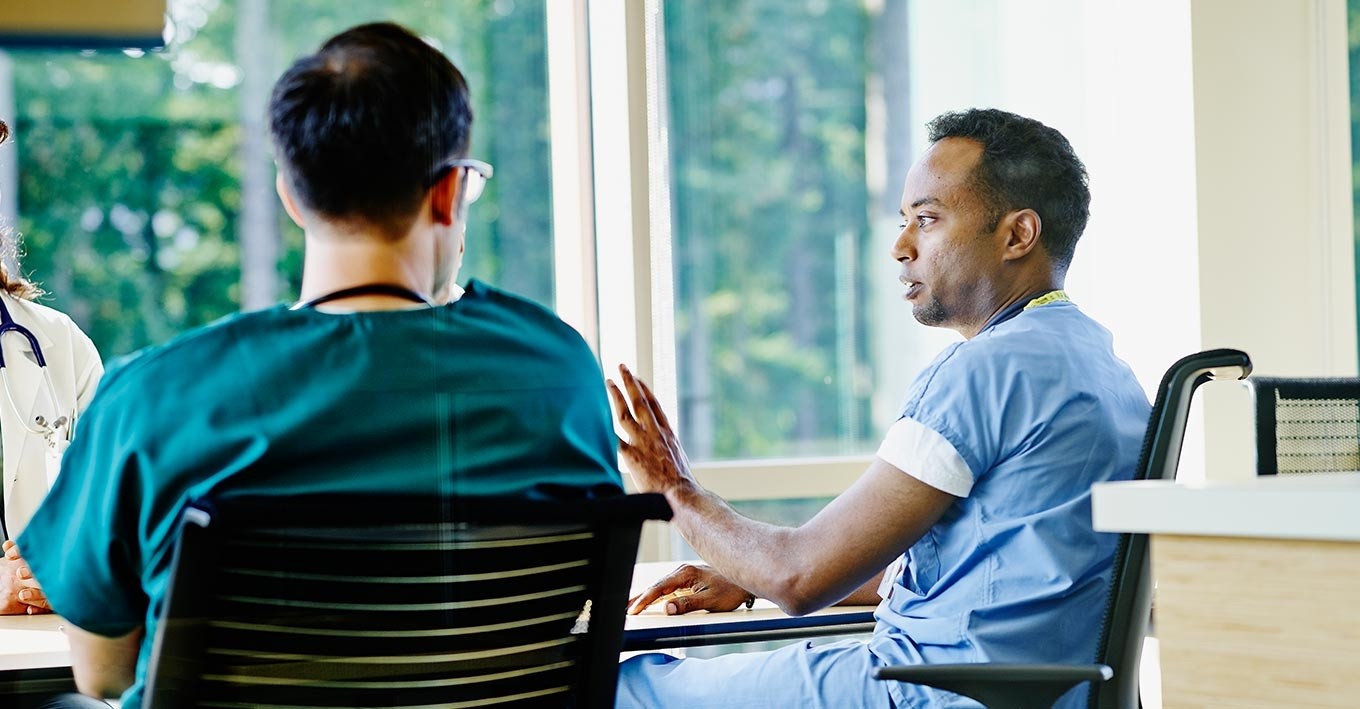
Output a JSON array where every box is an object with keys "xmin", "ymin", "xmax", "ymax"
[{"xmin": 1023, "ymin": 289, "xmax": 1070, "ymax": 310}]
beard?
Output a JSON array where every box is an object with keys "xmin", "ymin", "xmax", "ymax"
[{"xmin": 912, "ymin": 296, "xmax": 948, "ymax": 327}]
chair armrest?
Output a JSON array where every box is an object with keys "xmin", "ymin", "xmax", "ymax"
[{"xmin": 873, "ymin": 663, "xmax": 1113, "ymax": 709}]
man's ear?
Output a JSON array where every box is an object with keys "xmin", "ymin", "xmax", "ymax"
[
  {"xmin": 276, "ymin": 173, "xmax": 306, "ymax": 229},
  {"xmin": 999, "ymin": 208, "xmax": 1042, "ymax": 262},
  {"xmin": 430, "ymin": 168, "xmax": 463, "ymax": 226}
]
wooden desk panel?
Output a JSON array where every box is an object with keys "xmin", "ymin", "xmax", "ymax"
[{"xmin": 1153, "ymin": 534, "xmax": 1360, "ymax": 708}]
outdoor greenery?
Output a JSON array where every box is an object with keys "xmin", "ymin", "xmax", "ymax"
[
  {"xmin": 7, "ymin": 0, "xmax": 891, "ymax": 462},
  {"xmin": 9, "ymin": 0, "xmax": 552, "ymax": 357},
  {"xmin": 665, "ymin": 1, "xmax": 877, "ymax": 459}
]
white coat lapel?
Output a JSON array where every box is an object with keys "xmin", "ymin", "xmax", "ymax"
[{"xmin": 0, "ymin": 299, "xmax": 57, "ymax": 506}]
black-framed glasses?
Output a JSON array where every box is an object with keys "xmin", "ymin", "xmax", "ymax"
[{"xmin": 431, "ymin": 158, "xmax": 494, "ymax": 205}]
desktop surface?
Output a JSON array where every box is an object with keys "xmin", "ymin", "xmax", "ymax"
[
  {"xmin": 0, "ymin": 614, "xmax": 68, "ymax": 671},
  {"xmin": 0, "ymin": 563, "xmax": 882, "ymax": 672},
  {"xmin": 623, "ymin": 561, "xmax": 878, "ymax": 650}
]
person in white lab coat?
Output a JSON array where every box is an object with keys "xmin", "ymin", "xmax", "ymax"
[{"xmin": 0, "ymin": 118, "xmax": 103, "ymax": 615}]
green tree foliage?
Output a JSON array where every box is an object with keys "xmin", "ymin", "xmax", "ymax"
[
  {"xmin": 665, "ymin": 0, "xmax": 873, "ymax": 459},
  {"xmin": 13, "ymin": 41, "xmax": 240, "ymax": 356},
  {"xmin": 10, "ymin": 0, "xmax": 877, "ymax": 462},
  {"xmin": 9, "ymin": 0, "xmax": 552, "ymax": 359}
]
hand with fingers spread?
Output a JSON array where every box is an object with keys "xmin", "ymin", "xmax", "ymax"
[
  {"xmin": 1, "ymin": 539, "xmax": 51, "ymax": 615},
  {"xmin": 628, "ymin": 563, "xmax": 754, "ymax": 616},
  {"xmin": 606, "ymin": 364, "xmax": 698, "ymax": 499}
]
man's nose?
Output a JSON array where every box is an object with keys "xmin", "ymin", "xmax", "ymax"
[{"xmin": 891, "ymin": 228, "xmax": 915, "ymax": 262}]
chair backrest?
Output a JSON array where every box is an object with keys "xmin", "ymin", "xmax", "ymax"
[
  {"xmin": 1089, "ymin": 348, "xmax": 1251, "ymax": 709},
  {"xmin": 143, "ymin": 492, "xmax": 672, "ymax": 708},
  {"xmin": 1247, "ymin": 376, "xmax": 1360, "ymax": 475}
]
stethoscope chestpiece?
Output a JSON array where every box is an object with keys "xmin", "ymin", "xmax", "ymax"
[{"xmin": 33, "ymin": 415, "xmax": 67, "ymax": 431}]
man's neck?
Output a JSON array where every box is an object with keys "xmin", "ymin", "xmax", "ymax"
[
  {"xmin": 298, "ymin": 226, "xmax": 435, "ymax": 312},
  {"xmin": 961, "ymin": 276, "xmax": 1064, "ymax": 340}
]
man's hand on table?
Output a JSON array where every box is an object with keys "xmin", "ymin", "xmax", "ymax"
[
  {"xmin": 1, "ymin": 540, "xmax": 51, "ymax": 615},
  {"xmin": 628, "ymin": 563, "xmax": 755, "ymax": 616}
]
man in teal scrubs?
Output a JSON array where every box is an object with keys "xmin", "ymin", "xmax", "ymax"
[{"xmin": 18, "ymin": 22, "xmax": 621, "ymax": 708}]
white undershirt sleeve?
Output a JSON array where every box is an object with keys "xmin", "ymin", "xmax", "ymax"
[{"xmin": 875, "ymin": 417, "xmax": 975, "ymax": 498}]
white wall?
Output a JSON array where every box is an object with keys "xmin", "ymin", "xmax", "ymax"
[
  {"xmin": 889, "ymin": 0, "xmax": 1358, "ymax": 482},
  {"xmin": 1189, "ymin": 0, "xmax": 1356, "ymax": 481},
  {"xmin": 888, "ymin": 0, "xmax": 1205, "ymax": 447}
]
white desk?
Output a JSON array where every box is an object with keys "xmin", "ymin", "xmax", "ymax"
[
  {"xmin": 0, "ymin": 614, "xmax": 68, "ymax": 672},
  {"xmin": 0, "ymin": 563, "xmax": 878, "ymax": 672},
  {"xmin": 1092, "ymin": 470, "xmax": 1360, "ymax": 541},
  {"xmin": 1092, "ymin": 472, "xmax": 1360, "ymax": 707},
  {"xmin": 623, "ymin": 561, "xmax": 877, "ymax": 650},
  {"xmin": 0, "ymin": 614, "xmax": 75, "ymax": 700}
]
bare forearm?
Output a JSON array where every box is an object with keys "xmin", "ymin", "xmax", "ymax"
[
  {"xmin": 607, "ymin": 368, "xmax": 950, "ymax": 618},
  {"xmin": 663, "ymin": 461, "xmax": 949, "ymax": 616},
  {"xmin": 664, "ymin": 482, "xmax": 857, "ymax": 615}
]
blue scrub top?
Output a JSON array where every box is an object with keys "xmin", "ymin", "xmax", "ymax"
[
  {"xmin": 871, "ymin": 301, "xmax": 1150, "ymax": 708},
  {"xmin": 616, "ymin": 299, "xmax": 1151, "ymax": 708},
  {"xmin": 19, "ymin": 279, "xmax": 623, "ymax": 708}
]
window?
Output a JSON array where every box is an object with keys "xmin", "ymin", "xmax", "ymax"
[
  {"xmin": 609, "ymin": 0, "xmax": 1200, "ymax": 539},
  {"xmin": 664, "ymin": 2, "xmax": 879, "ymax": 462},
  {"xmin": 3, "ymin": 0, "xmax": 554, "ymax": 358},
  {"xmin": 0, "ymin": 0, "xmax": 1203, "ymax": 538}
]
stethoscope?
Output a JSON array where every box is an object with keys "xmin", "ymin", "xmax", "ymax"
[{"xmin": 0, "ymin": 296, "xmax": 68, "ymax": 450}]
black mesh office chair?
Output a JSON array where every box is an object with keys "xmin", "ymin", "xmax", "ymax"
[
  {"xmin": 1247, "ymin": 376, "xmax": 1360, "ymax": 475},
  {"xmin": 142, "ymin": 492, "xmax": 671, "ymax": 708},
  {"xmin": 874, "ymin": 348, "xmax": 1253, "ymax": 709}
]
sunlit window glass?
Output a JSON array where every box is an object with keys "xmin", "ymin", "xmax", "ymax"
[
  {"xmin": 2, "ymin": 0, "xmax": 553, "ymax": 358},
  {"xmin": 662, "ymin": 1, "xmax": 887, "ymax": 462}
]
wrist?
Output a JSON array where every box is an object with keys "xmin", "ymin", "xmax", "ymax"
[{"xmin": 662, "ymin": 476, "xmax": 702, "ymax": 508}]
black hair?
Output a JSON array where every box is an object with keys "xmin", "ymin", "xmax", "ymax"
[
  {"xmin": 926, "ymin": 108, "xmax": 1090, "ymax": 270},
  {"xmin": 268, "ymin": 22, "xmax": 473, "ymax": 235}
]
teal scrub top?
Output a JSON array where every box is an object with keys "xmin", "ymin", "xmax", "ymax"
[{"xmin": 19, "ymin": 279, "xmax": 623, "ymax": 708}]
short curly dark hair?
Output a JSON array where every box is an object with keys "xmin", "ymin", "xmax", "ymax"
[{"xmin": 927, "ymin": 109, "xmax": 1090, "ymax": 270}]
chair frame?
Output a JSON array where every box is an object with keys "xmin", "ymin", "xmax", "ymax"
[
  {"xmin": 143, "ymin": 492, "xmax": 671, "ymax": 708},
  {"xmin": 876, "ymin": 348, "xmax": 1253, "ymax": 709}
]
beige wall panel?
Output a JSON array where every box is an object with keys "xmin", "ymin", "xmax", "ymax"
[{"xmin": 1190, "ymin": 0, "xmax": 1357, "ymax": 481}]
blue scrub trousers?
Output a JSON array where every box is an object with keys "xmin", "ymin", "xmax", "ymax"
[{"xmin": 615, "ymin": 638, "xmax": 895, "ymax": 708}]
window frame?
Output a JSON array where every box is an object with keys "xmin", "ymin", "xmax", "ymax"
[{"xmin": 547, "ymin": 0, "xmax": 868, "ymax": 559}]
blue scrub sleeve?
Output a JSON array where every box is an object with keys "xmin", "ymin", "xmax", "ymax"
[{"xmin": 899, "ymin": 346, "xmax": 1008, "ymax": 484}]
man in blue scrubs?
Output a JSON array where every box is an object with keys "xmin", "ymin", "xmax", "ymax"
[
  {"xmin": 18, "ymin": 23, "xmax": 621, "ymax": 708},
  {"xmin": 614, "ymin": 109, "xmax": 1151, "ymax": 708}
]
